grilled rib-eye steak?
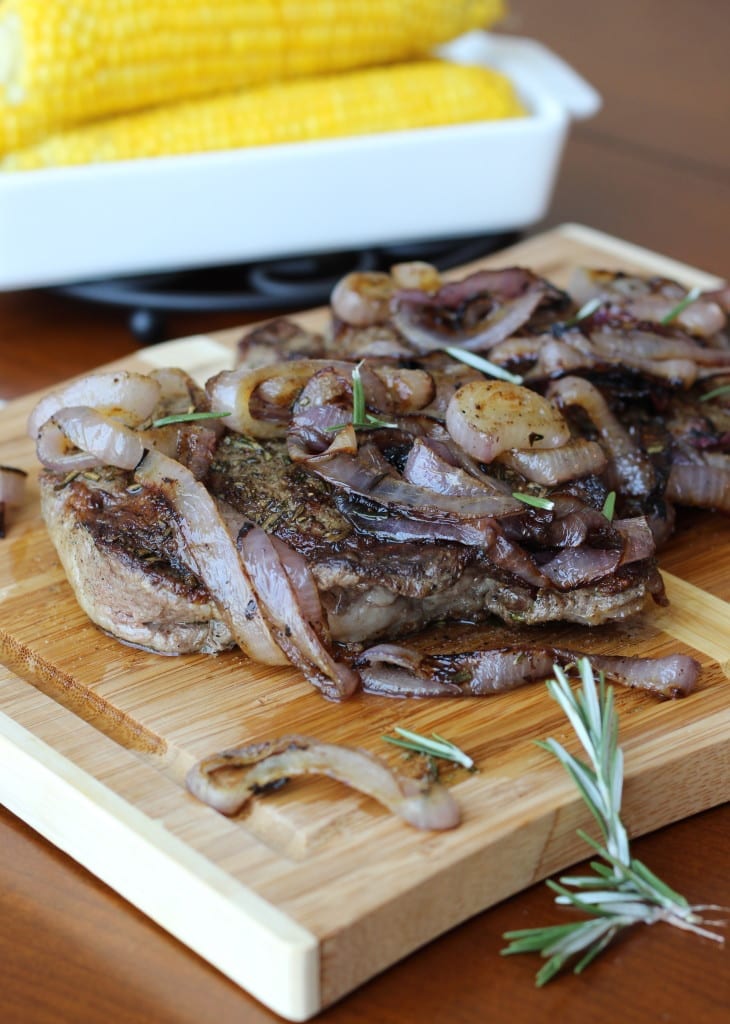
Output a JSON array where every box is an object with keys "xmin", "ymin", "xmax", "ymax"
[
  {"xmin": 33, "ymin": 260, "xmax": 729, "ymax": 696},
  {"xmin": 40, "ymin": 432, "xmax": 660, "ymax": 657}
]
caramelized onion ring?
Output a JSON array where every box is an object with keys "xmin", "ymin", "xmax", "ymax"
[
  {"xmin": 331, "ymin": 271, "xmax": 394, "ymax": 326},
  {"xmin": 667, "ymin": 463, "xmax": 730, "ymax": 512},
  {"xmin": 498, "ymin": 439, "xmax": 607, "ymax": 486},
  {"xmin": 37, "ymin": 406, "xmax": 145, "ymax": 472},
  {"xmin": 446, "ymin": 380, "xmax": 570, "ymax": 463},
  {"xmin": 207, "ymin": 359, "xmax": 353, "ymax": 439},
  {"xmin": 238, "ymin": 526, "xmax": 359, "ymax": 700},
  {"xmin": 186, "ymin": 735, "xmax": 460, "ymax": 830},
  {"xmin": 28, "ymin": 371, "xmax": 161, "ymax": 439},
  {"xmin": 134, "ymin": 449, "xmax": 286, "ymax": 666},
  {"xmin": 548, "ymin": 376, "xmax": 655, "ymax": 496}
]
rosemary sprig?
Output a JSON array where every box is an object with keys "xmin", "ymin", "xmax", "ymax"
[
  {"xmin": 699, "ymin": 383, "xmax": 730, "ymax": 403},
  {"xmin": 660, "ymin": 285, "xmax": 702, "ymax": 324},
  {"xmin": 501, "ymin": 658, "xmax": 725, "ymax": 985},
  {"xmin": 151, "ymin": 410, "xmax": 231, "ymax": 428},
  {"xmin": 512, "ymin": 492, "xmax": 555, "ymax": 511},
  {"xmin": 443, "ymin": 346, "xmax": 524, "ymax": 385},
  {"xmin": 382, "ymin": 727, "xmax": 476, "ymax": 771},
  {"xmin": 601, "ymin": 490, "xmax": 616, "ymax": 521},
  {"xmin": 326, "ymin": 361, "xmax": 398, "ymax": 432},
  {"xmin": 562, "ymin": 296, "xmax": 603, "ymax": 328}
]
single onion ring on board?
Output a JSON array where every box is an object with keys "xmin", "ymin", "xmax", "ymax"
[{"xmin": 185, "ymin": 734, "xmax": 461, "ymax": 830}]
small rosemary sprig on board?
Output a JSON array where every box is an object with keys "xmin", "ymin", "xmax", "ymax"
[
  {"xmin": 501, "ymin": 658, "xmax": 725, "ymax": 986},
  {"xmin": 382, "ymin": 727, "xmax": 476, "ymax": 771}
]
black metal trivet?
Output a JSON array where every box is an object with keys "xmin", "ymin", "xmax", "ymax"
[{"xmin": 55, "ymin": 231, "xmax": 520, "ymax": 344}]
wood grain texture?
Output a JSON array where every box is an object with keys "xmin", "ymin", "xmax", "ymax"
[{"xmin": 0, "ymin": 226, "xmax": 728, "ymax": 1018}]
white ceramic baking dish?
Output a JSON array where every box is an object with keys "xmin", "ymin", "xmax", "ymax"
[{"xmin": 0, "ymin": 32, "xmax": 600, "ymax": 290}]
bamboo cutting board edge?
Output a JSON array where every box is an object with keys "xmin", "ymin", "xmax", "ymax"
[
  {"xmin": 0, "ymin": 225, "xmax": 729, "ymax": 1019},
  {"xmin": 1, "ymin": 660, "xmax": 727, "ymax": 1018},
  {"xmin": 0, "ymin": 677, "xmax": 321, "ymax": 1022}
]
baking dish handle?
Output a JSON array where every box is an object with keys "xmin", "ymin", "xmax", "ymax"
[
  {"xmin": 494, "ymin": 36, "xmax": 602, "ymax": 119},
  {"xmin": 443, "ymin": 32, "xmax": 602, "ymax": 121}
]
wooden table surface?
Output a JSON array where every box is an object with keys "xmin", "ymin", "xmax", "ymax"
[{"xmin": 1, "ymin": 2, "xmax": 728, "ymax": 1022}]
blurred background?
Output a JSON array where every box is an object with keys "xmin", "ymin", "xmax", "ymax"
[
  {"xmin": 0, "ymin": 0, "xmax": 728, "ymax": 394},
  {"xmin": 508, "ymin": 0, "xmax": 729, "ymax": 275}
]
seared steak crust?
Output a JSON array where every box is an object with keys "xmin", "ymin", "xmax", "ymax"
[
  {"xmin": 205, "ymin": 435, "xmax": 657, "ymax": 643},
  {"xmin": 41, "ymin": 470, "xmax": 233, "ymax": 655}
]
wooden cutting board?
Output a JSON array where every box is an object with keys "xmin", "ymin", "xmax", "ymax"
[{"xmin": 1, "ymin": 225, "xmax": 729, "ymax": 1021}]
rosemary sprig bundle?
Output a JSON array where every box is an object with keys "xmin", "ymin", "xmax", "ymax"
[{"xmin": 502, "ymin": 658, "xmax": 725, "ymax": 986}]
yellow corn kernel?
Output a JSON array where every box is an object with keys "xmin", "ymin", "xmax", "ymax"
[
  {"xmin": 0, "ymin": 0, "xmax": 506, "ymax": 154},
  {"xmin": 1, "ymin": 60, "xmax": 525, "ymax": 171}
]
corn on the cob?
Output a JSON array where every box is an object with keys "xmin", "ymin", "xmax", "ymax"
[
  {"xmin": 0, "ymin": 0, "xmax": 505, "ymax": 155},
  {"xmin": 2, "ymin": 59, "xmax": 525, "ymax": 172}
]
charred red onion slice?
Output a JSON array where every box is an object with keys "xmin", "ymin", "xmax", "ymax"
[
  {"xmin": 0, "ymin": 465, "xmax": 28, "ymax": 538},
  {"xmin": 446, "ymin": 380, "xmax": 570, "ymax": 463},
  {"xmin": 390, "ymin": 261, "xmax": 442, "ymax": 292},
  {"xmin": 186, "ymin": 735, "xmax": 460, "ymax": 830},
  {"xmin": 548, "ymin": 376, "xmax": 655, "ymax": 496},
  {"xmin": 667, "ymin": 463, "xmax": 730, "ymax": 511},
  {"xmin": 391, "ymin": 269, "xmax": 548, "ymax": 354},
  {"xmin": 537, "ymin": 547, "xmax": 621, "ymax": 588},
  {"xmin": 570, "ymin": 268, "xmax": 727, "ymax": 337},
  {"xmin": 612, "ymin": 516, "xmax": 656, "ymax": 564},
  {"xmin": 28, "ymin": 371, "xmax": 162, "ymax": 439},
  {"xmin": 357, "ymin": 645, "xmax": 699, "ymax": 699},
  {"xmin": 587, "ymin": 653, "xmax": 700, "ymax": 698},
  {"xmin": 403, "ymin": 439, "xmax": 523, "ymax": 514},
  {"xmin": 361, "ymin": 363, "xmax": 436, "ymax": 415},
  {"xmin": 238, "ymin": 526, "xmax": 359, "ymax": 700},
  {"xmin": 331, "ymin": 271, "xmax": 394, "ymax": 326},
  {"xmin": 270, "ymin": 535, "xmax": 326, "ymax": 636},
  {"xmin": 206, "ymin": 359, "xmax": 352, "ymax": 439},
  {"xmin": 37, "ymin": 406, "xmax": 145, "ymax": 472},
  {"xmin": 498, "ymin": 439, "xmax": 607, "ymax": 486},
  {"xmin": 299, "ymin": 449, "xmax": 518, "ymax": 525},
  {"xmin": 342, "ymin": 501, "xmax": 497, "ymax": 548},
  {"xmin": 589, "ymin": 328, "xmax": 730, "ymax": 368},
  {"xmin": 134, "ymin": 449, "xmax": 286, "ymax": 666}
]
